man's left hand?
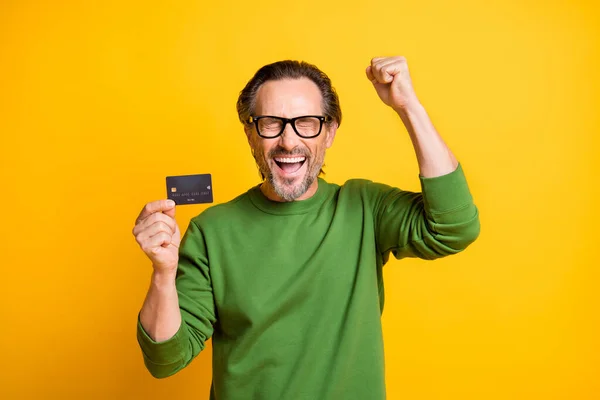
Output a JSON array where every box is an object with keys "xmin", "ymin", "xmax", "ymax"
[{"xmin": 366, "ymin": 56, "xmax": 419, "ymax": 111}]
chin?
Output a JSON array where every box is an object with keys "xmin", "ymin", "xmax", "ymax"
[{"xmin": 270, "ymin": 172, "xmax": 314, "ymax": 202}]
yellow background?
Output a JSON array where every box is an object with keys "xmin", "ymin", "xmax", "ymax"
[{"xmin": 1, "ymin": 0, "xmax": 598, "ymax": 398}]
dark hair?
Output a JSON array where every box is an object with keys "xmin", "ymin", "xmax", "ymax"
[{"xmin": 236, "ymin": 60, "xmax": 342, "ymax": 128}]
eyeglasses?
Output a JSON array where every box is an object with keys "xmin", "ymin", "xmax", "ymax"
[{"xmin": 248, "ymin": 115, "xmax": 329, "ymax": 139}]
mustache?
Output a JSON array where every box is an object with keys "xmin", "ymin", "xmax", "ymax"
[{"xmin": 268, "ymin": 147, "xmax": 310, "ymax": 159}]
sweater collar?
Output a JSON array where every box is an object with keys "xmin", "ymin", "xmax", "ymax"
[{"xmin": 248, "ymin": 177, "xmax": 332, "ymax": 215}]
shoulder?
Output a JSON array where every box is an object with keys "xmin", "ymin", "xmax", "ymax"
[
  {"xmin": 189, "ymin": 189, "xmax": 253, "ymax": 230},
  {"xmin": 337, "ymin": 178, "xmax": 420, "ymax": 214},
  {"xmin": 339, "ymin": 178, "xmax": 395, "ymax": 197}
]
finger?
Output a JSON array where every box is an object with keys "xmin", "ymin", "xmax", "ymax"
[
  {"xmin": 141, "ymin": 205, "xmax": 177, "ymax": 231},
  {"xmin": 365, "ymin": 66, "xmax": 377, "ymax": 83},
  {"xmin": 151, "ymin": 245, "xmax": 169, "ymax": 257},
  {"xmin": 133, "ymin": 212, "xmax": 177, "ymax": 236},
  {"xmin": 371, "ymin": 57, "xmax": 386, "ymax": 64},
  {"xmin": 146, "ymin": 231, "xmax": 173, "ymax": 252},
  {"xmin": 372, "ymin": 59, "xmax": 400, "ymax": 83},
  {"xmin": 135, "ymin": 220, "xmax": 174, "ymax": 245},
  {"xmin": 139, "ymin": 230, "xmax": 171, "ymax": 255},
  {"xmin": 150, "ymin": 241, "xmax": 179, "ymax": 257},
  {"xmin": 373, "ymin": 56, "xmax": 406, "ymax": 65},
  {"xmin": 136, "ymin": 199, "xmax": 176, "ymax": 224},
  {"xmin": 370, "ymin": 57, "xmax": 395, "ymax": 71}
]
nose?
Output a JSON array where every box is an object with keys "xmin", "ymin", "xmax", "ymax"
[{"xmin": 278, "ymin": 121, "xmax": 300, "ymax": 151}]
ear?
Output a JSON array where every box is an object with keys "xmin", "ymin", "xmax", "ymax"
[{"xmin": 324, "ymin": 122, "xmax": 338, "ymax": 149}]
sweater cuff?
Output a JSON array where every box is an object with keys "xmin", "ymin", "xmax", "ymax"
[
  {"xmin": 136, "ymin": 313, "xmax": 187, "ymax": 366},
  {"xmin": 419, "ymin": 163, "xmax": 474, "ymax": 213}
]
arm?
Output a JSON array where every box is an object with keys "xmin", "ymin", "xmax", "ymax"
[
  {"xmin": 396, "ymin": 102, "xmax": 458, "ymax": 178},
  {"xmin": 366, "ymin": 56, "xmax": 458, "ymax": 178},
  {"xmin": 370, "ymin": 164, "xmax": 480, "ymax": 261},
  {"xmin": 136, "ymin": 219, "xmax": 217, "ymax": 378},
  {"xmin": 365, "ymin": 56, "xmax": 479, "ymax": 259},
  {"xmin": 139, "ymin": 270, "xmax": 181, "ymax": 342}
]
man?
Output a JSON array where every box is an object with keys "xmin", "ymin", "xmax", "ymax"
[{"xmin": 132, "ymin": 56, "xmax": 480, "ymax": 399}]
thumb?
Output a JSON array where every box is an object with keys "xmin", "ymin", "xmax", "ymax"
[
  {"xmin": 162, "ymin": 200, "xmax": 176, "ymax": 219},
  {"xmin": 152, "ymin": 245, "xmax": 167, "ymax": 255},
  {"xmin": 365, "ymin": 66, "xmax": 378, "ymax": 84}
]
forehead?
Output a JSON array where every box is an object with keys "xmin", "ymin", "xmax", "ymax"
[{"xmin": 254, "ymin": 78, "xmax": 323, "ymax": 116}]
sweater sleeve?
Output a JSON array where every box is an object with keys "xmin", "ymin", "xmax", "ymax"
[
  {"xmin": 136, "ymin": 219, "xmax": 217, "ymax": 378},
  {"xmin": 371, "ymin": 163, "xmax": 480, "ymax": 261}
]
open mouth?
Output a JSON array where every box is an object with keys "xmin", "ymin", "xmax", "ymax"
[{"xmin": 273, "ymin": 156, "xmax": 307, "ymax": 175}]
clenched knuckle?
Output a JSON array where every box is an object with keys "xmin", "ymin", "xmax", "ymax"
[{"xmin": 147, "ymin": 213, "xmax": 158, "ymax": 225}]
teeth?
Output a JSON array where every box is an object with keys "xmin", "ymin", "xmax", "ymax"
[{"xmin": 274, "ymin": 157, "xmax": 306, "ymax": 163}]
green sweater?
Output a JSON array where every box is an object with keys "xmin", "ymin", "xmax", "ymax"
[{"xmin": 136, "ymin": 164, "xmax": 480, "ymax": 399}]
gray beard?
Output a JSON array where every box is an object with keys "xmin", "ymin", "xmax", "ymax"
[
  {"xmin": 266, "ymin": 169, "xmax": 316, "ymax": 202},
  {"xmin": 256, "ymin": 151, "xmax": 324, "ymax": 202}
]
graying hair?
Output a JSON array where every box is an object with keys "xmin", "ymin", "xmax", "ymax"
[{"xmin": 236, "ymin": 60, "xmax": 342, "ymax": 128}]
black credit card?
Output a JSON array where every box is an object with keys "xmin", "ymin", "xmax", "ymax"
[{"xmin": 166, "ymin": 174, "xmax": 213, "ymax": 205}]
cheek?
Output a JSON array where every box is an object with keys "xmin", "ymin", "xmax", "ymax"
[
  {"xmin": 303, "ymin": 139, "xmax": 321, "ymax": 155},
  {"xmin": 310, "ymin": 140, "xmax": 327, "ymax": 158},
  {"xmin": 258, "ymin": 142, "xmax": 277, "ymax": 162},
  {"xmin": 263, "ymin": 142, "xmax": 275, "ymax": 157}
]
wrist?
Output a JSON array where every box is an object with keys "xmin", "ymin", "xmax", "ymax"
[
  {"xmin": 151, "ymin": 268, "xmax": 177, "ymax": 286},
  {"xmin": 394, "ymin": 98, "xmax": 424, "ymax": 118}
]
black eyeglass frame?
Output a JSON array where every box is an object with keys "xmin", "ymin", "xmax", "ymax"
[{"xmin": 248, "ymin": 115, "xmax": 330, "ymax": 139}]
